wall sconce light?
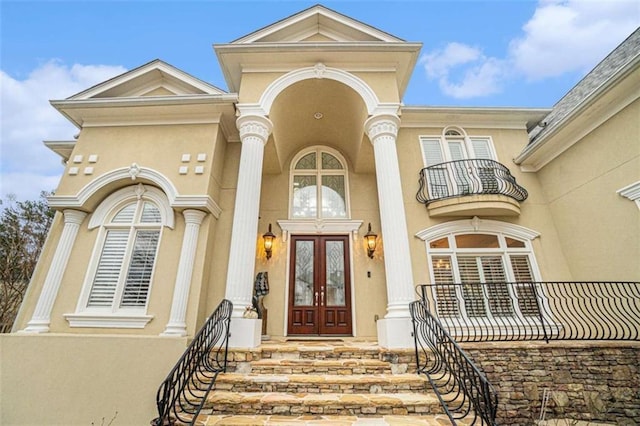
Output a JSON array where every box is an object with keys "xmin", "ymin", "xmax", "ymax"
[
  {"xmin": 263, "ymin": 223, "xmax": 275, "ymax": 260},
  {"xmin": 364, "ymin": 223, "xmax": 377, "ymax": 259}
]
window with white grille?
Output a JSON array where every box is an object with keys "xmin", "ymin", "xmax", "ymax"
[
  {"xmin": 86, "ymin": 200, "xmax": 161, "ymax": 310},
  {"xmin": 66, "ymin": 184, "xmax": 173, "ymax": 328},
  {"xmin": 419, "ymin": 126, "xmax": 496, "ymax": 167},
  {"xmin": 427, "ymin": 231, "xmax": 541, "ymax": 321}
]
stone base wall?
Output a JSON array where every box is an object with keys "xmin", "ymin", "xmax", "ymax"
[{"xmin": 462, "ymin": 341, "xmax": 640, "ymax": 426}]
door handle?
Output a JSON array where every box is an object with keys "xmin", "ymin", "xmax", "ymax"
[
  {"xmin": 321, "ymin": 286, "xmax": 325, "ymax": 306},
  {"xmin": 315, "ymin": 291, "xmax": 319, "ymax": 306}
]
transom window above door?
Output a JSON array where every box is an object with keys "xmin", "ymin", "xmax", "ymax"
[{"xmin": 290, "ymin": 146, "xmax": 350, "ymax": 219}]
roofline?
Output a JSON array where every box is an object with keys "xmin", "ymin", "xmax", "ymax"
[{"xmin": 515, "ymin": 52, "xmax": 640, "ymax": 165}]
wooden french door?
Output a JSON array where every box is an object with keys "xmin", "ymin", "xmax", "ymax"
[{"xmin": 287, "ymin": 235, "xmax": 352, "ymax": 336}]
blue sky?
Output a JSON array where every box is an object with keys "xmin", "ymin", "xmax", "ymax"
[{"xmin": 1, "ymin": 0, "xmax": 639, "ymax": 202}]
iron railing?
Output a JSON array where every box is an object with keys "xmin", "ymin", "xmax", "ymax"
[
  {"xmin": 416, "ymin": 159, "xmax": 528, "ymax": 205},
  {"xmin": 411, "ymin": 299, "xmax": 499, "ymax": 425},
  {"xmin": 153, "ymin": 299, "xmax": 232, "ymax": 426},
  {"xmin": 418, "ymin": 282, "xmax": 640, "ymax": 342}
]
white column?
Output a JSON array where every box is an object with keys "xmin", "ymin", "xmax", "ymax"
[
  {"xmin": 24, "ymin": 209, "xmax": 87, "ymax": 333},
  {"xmin": 366, "ymin": 114, "xmax": 415, "ymax": 348},
  {"xmin": 162, "ymin": 209, "xmax": 206, "ymax": 336},
  {"xmin": 225, "ymin": 114, "xmax": 273, "ymax": 320}
]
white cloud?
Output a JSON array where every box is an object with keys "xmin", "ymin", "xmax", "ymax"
[
  {"xmin": 510, "ymin": 0, "xmax": 640, "ymax": 80},
  {"xmin": 420, "ymin": 0, "xmax": 639, "ymax": 98},
  {"xmin": 0, "ymin": 61, "xmax": 126, "ymax": 202},
  {"xmin": 421, "ymin": 44, "xmax": 506, "ymax": 98}
]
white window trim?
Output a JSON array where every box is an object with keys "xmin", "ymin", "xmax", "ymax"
[
  {"xmin": 417, "ymin": 217, "xmax": 546, "ymax": 326},
  {"xmin": 288, "ymin": 146, "xmax": 351, "ymax": 220},
  {"xmin": 617, "ymin": 181, "xmax": 640, "ymax": 210},
  {"xmin": 66, "ymin": 184, "xmax": 173, "ymax": 328}
]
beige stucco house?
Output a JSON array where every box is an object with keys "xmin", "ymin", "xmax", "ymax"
[{"xmin": 2, "ymin": 5, "xmax": 638, "ymax": 425}]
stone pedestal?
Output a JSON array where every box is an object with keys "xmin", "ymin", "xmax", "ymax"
[
  {"xmin": 377, "ymin": 317, "xmax": 414, "ymax": 349},
  {"xmin": 228, "ymin": 317, "xmax": 262, "ymax": 348}
]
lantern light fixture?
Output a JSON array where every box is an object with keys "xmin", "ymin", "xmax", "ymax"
[
  {"xmin": 364, "ymin": 222, "xmax": 377, "ymax": 259},
  {"xmin": 263, "ymin": 223, "xmax": 275, "ymax": 260}
]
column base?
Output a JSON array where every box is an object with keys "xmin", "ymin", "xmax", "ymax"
[
  {"xmin": 22, "ymin": 319, "xmax": 50, "ymax": 333},
  {"xmin": 376, "ymin": 317, "xmax": 414, "ymax": 349},
  {"xmin": 228, "ymin": 317, "xmax": 262, "ymax": 348},
  {"xmin": 161, "ymin": 322, "xmax": 187, "ymax": 337}
]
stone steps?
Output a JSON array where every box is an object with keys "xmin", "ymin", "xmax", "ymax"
[
  {"xmin": 201, "ymin": 391, "xmax": 441, "ymax": 417},
  {"xmin": 215, "ymin": 372, "xmax": 428, "ymax": 393},
  {"xmin": 246, "ymin": 358, "xmax": 409, "ymax": 375},
  {"xmin": 193, "ymin": 414, "xmax": 455, "ymax": 425},
  {"xmin": 187, "ymin": 340, "xmax": 442, "ymax": 424}
]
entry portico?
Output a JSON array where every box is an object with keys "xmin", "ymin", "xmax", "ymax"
[{"xmin": 223, "ymin": 61, "xmax": 417, "ymax": 347}]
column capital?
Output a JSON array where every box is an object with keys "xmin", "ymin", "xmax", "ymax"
[
  {"xmin": 182, "ymin": 209, "xmax": 207, "ymax": 225},
  {"xmin": 365, "ymin": 114, "xmax": 400, "ymax": 143},
  {"xmin": 236, "ymin": 114, "xmax": 273, "ymax": 145},
  {"xmin": 62, "ymin": 209, "xmax": 87, "ymax": 225}
]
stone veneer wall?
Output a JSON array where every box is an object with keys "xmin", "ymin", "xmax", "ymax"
[{"xmin": 462, "ymin": 341, "xmax": 640, "ymax": 426}]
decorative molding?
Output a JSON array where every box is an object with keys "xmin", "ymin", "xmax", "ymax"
[
  {"xmin": 128, "ymin": 163, "xmax": 141, "ymax": 180},
  {"xmin": 415, "ymin": 216, "xmax": 541, "ymax": 242},
  {"xmin": 618, "ymin": 181, "xmax": 640, "ymax": 209},
  {"xmin": 179, "ymin": 166, "xmax": 188, "ymax": 175},
  {"xmin": 88, "ymin": 154, "xmax": 99, "ymax": 163},
  {"xmin": 257, "ymin": 65, "xmax": 380, "ymax": 115},
  {"xmin": 64, "ymin": 313, "xmax": 153, "ymax": 328},
  {"xmin": 83, "ymin": 167, "xmax": 94, "ymax": 175},
  {"xmin": 277, "ymin": 219, "xmax": 363, "ymax": 242},
  {"xmin": 181, "ymin": 154, "xmax": 191, "ymax": 162},
  {"xmin": 88, "ymin": 184, "xmax": 175, "ymax": 230},
  {"xmin": 68, "ymin": 167, "xmax": 79, "ymax": 176},
  {"xmin": 47, "ymin": 165, "xmax": 222, "ymax": 217},
  {"xmin": 73, "ymin": 155, "xmax": 83, "ymax": 163},
  {"xmin": 197, "ymin": 153, "xmax": 207, "ymax": 162},
  {"xmin": 194, "ymin": 166, "xmax": 204, "ymax": 175},
  {"xmin": 365, "ymin": 114, "xmax": 400, "ymax": 142}
]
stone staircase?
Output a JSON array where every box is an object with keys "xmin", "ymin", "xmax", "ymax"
[{"xmin": 190, "ymin": 340, "xmax": 453, "ymax": 425}]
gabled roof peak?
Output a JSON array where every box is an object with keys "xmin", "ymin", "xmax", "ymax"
[
  {"xmin": 231, "ymin": 4, "xmax": 404, "ymax": 44},
  {"xmin": 67, "ymin": 59, "xmax": 227, "ymax": 100}
]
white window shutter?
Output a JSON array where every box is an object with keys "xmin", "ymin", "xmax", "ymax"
[
  {"xmin": 120, "ymin": 230, "xmax": 160, "ymax": 307},
  {"xmin": 471, "ymin": 138, "xmax": 493, "ymax": 160},
  {"xmin": 87, "ymin": 230, "xmax": 129, "ymax": 307},
  {"xmin": 421, "ymin": 139, "xmax": 444, "ymax": 166},
  {"xmin": 448, "ymin": 141, "xmax": 466, "ymax": 161}
]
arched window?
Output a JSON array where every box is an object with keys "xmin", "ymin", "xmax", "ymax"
[
  {"xmin": 67, "ymin": 184, "xmax": 173, "ymax": 328},
  {"xmin": 417, "ymin": 218, "xmax": 542, "ymax": 321},
  {"xmin": 290, "ymin": 147, "xmax": 349, "ymax": 219}
]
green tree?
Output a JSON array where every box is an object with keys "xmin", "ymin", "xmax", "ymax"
[{"xmin": 0, "ymin": 192, "xmax": 54, "ymax": 332}]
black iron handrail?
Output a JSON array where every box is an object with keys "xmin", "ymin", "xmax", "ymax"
[
  {"xmin": 417, "ymin": 282, "xmax": 640, "ymax": 342},
  {"xmin": 153, "ymin": 299, "xmax": 232, "ymax": 426},
  {"xmin": 411, "ymin": 299, "xmax": 498, "ymax": 425},
  {"xmin": 416, "ymin": 159, "xmax": 528, "ymax": 205}
]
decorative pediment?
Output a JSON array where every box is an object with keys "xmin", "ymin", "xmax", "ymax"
[
  {"xmin": 232, "ymin": 5, "xmax": 404, "ymax": 44},
  {"xmin": 67, "ymin": 59, "xmax": 227, "ymax": 100}
]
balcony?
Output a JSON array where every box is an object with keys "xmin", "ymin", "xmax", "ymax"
[{"xmin": 416, "ymin": 159, "xmax": 528, "ymax": 217}]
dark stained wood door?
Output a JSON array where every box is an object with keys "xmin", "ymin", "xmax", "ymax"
[{"xmin": 287, "ymin": 235, "xmax": 352, "ymax": 336}]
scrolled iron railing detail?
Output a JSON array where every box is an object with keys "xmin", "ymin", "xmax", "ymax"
[
  {"xmin": 153, "ymin": 299, "xmax": 233, "ymax": 426},
  {"xmin": 418, "ymin": 282, "xmax": 640, "ymax": 342},
  {"xmin": 416, "ymin": 159, "xmax": 528, "ymax": 205},
  {"xmin": 411, "ymin": 299, "xmax": 499, "ymax": 425}
]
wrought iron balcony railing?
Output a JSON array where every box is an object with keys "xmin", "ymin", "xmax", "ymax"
[
  {"xmin": 417, "ymin": 282, "xmax": 640, "ymax": 342},
  {"xmin": 416, "ymin": 159, "xmax": 528, "ymax": 205}
]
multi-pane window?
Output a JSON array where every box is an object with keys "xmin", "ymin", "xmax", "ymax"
[
  {"xmin": 427, "ymin": 232, "xmax": 540, "ymax": 321},
  {"xmin": 420, "ymin": 127, "xmax": 498, "ymax": 198},
  {"xmin": 290, "ymin": 147, "xmax": 349, "ymax": 219},
  {"xmin": 86, "ymin": 199, "xmax": 162, "ymax": 311}
]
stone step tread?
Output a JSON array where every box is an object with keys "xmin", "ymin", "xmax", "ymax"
[
  {"xmin": 250, "ymin": 358, "xmax": 395, "ymax": 367},
  {"xmin": 196, "ymin": 414, "xmax": 454, "ymax": 425},
  {"xmin": 206, "ymin": 391, "xmax": 439, "ymax": 407},
  {"xmin": 216, "ymin": 373, "xmax": 428, "ymax": 385}
]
